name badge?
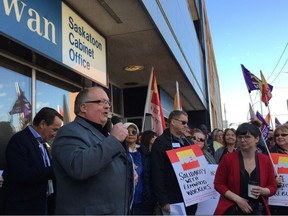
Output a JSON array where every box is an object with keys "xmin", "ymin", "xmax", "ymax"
[{"xmin": 172, "ymin": 142, "xmax": 181, "ymax": 148}]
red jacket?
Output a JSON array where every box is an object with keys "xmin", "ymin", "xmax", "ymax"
[{"xmin": 214, "ymin": 151, "xmax": 277, "ymax": 215}]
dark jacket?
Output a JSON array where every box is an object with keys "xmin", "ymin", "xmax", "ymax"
[
  {"xmin": 136, "ymin": 144, "xmax": 156, "ymax": 214},
  {"xmin": 150, "ymin": 128, "xmax": 189, "ymax": 206},
  {"xmin": 3, "ymin": 127, "xmax": 54, "ymax": 215}
]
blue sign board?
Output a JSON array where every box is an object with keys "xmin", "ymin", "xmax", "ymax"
[
  {"xmin": 1, "ymin": 0, "xmax": 62, "ymax": 62},
  {"xmin": 1, "ymin": 0, "xmax": 107, "ymax": 86}
]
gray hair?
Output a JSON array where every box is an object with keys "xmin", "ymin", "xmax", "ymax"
[{"xmin": 168, "ymin": 110, "xmax": 188, "ymax": 125}]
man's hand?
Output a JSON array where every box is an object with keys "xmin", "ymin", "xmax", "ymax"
[
  {"xmin": 110, "ymin": 123, "xmax": 128, "ymax": 142},
  {"xmin": 162, "ymin": 203, "xmax": 170, "ymax": 213}
]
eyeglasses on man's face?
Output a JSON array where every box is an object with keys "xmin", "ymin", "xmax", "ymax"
[
  {"xmin": 275, "ymin": 133, "xmax": 288, "ymax": 138},
  {"xmin": 84, "ymin": 99, "xmax": 111, "ymax": 106},
  {"xmin": 174, "ymin": 119, "xmax": 188, "ymax": 125}
]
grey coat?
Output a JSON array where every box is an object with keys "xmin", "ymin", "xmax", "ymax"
[{"xmin": 52, "ymin": 116, "xmax": 133, "ymax": 215}]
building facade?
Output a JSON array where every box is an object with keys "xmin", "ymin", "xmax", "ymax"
[{"xmin": 0, "ymin": 0, "xmax": 222, "ymax": 169}]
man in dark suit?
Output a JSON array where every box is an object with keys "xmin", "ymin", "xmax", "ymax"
[
  {"xmin": 3, "ymin": 107, "xmax": 63, "ymax": 215},
  {"xmin": 52, "ymin": 86, "xmax": 134, "ymax": 215}
]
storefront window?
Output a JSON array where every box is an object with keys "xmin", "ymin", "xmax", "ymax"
[
  {"xmin": 36, "ymin": 80, "xmax": 72, "ymax": 124},
  {"xmin": 0, "ymin": 66, "xmax": 31, "ymax": 170},
  {"xmin": 0, "ymin": 66, "xmax": 32, "ymax": 132}
]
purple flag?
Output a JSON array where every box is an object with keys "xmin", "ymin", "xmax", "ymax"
[
  {"xmin": 241, "ymin": 64, "xmax": 273, "ymax": 93},
  {"xmin": 256, "ymin": 111, "xmax": 270, "ymax": 140},
  {"xmin": 275, "ymin": 117, "xmax": 281, "ymax": 127},
  {"xmin": 9, "ymin": 83, "xmax": 32, "ymax": 128}
]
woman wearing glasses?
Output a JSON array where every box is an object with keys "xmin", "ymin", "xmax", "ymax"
[
  {"xmin": 123, "ymin": 122, "xmax": 154, "ymax": 215},
  {"xmin": 269, "ymin": 124, "xmax": 288, "ymax": 215},
  {"xmin": 190, "ymin": 128, "xmax": 216, "ymax": 164},
  {"xmin": 214, "ymin": 123, "xmax": 277, "ymax": 215},
  {"xmin": 214, "ymin": 128, "xmax": 237, "ymax": 164}
]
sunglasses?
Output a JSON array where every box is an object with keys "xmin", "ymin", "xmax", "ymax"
[
  {"xmin": 275, "ymin": 133, "xmax": 288, "ymax": 137},
  {"xmin": 174, "ymin": 119, "xmax": 188, "ymax": 125},
  {"xmin": 128, "ymin": 130, "xmax": 137, "ymax": 136},
  {"xmin": 192, "ymin": 136, "xmax": 205, "ymax": 142}
]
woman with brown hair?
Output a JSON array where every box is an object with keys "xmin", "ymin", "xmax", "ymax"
[{"xmin": 214, "ymin": 128, "xmax": 237, "ymax": 164}]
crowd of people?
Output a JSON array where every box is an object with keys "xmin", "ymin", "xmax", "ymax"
[{"xmin": 0, "ymin": 86, "xmax": 287, "ymax": 215}]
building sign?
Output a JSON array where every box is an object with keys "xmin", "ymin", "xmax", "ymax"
[
  {"xmin": 0, "ymin": 0, "xmax": 107, "ymax": 86},
  {"xmin": 62, "ymin": 3, "xmax": 106, "ymax": 86}
]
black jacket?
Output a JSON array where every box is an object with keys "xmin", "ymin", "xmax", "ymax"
[
  {"xmin": 137, "ymin": 145, "xmax": 156, "ymax": 214},
  {"xmin": 150, "ymin": 128, "xmax": 189, "ymax": 206},
  {"xmin": 3, "ymin": 127, "xmax": 54, "ymax": 215}
]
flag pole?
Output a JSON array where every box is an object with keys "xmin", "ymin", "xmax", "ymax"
[
  {"xmin": 176, "ymin": 81, "xmax": 180, "ymax": 110},
  {"xmin": 248, "ymin": 93, "xmax": 255, "ymax": 110},
  {"xmin": 267, "ymin": 103, "xmax": 274, "ymax": 130},
  {"xmin": 141, "ymin": 113, "xmax": 147, "ymax": 132},
  {"xmin": 259, "ymin": 131, "xmax": 278, "ymax": 177}
]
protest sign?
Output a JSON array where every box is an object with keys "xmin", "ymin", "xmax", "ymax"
[
  {"xmin": 268, "ymin": 153, "xmax": 288, "ymax": 206},
  {"xmin": 166, "ymin": 145, "xmax": 216, "ymax": 207},
  {"xmin": 196, "ymin": 164, "xmax": 220, "ymax": 215}
]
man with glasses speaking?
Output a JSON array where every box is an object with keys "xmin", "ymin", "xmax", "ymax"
[
  {"xmin": 151, "ymin": 110, "xmax": 198, "ymax": 215},
  {"xmin": 52, "ymin": 86, "xmax": 134, "ymax": 215}
]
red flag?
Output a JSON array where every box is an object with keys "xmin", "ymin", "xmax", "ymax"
[
  {"xmin": 265, "ymin": 112, "xmax": 271, "ymax": 126},
  {"xmin": 259, "ymin": 70, "xmax": 272, "ymax": 106},
  {"xmin": 174, "ymin": 81, "xmax": 182, "ymax": 110},
  {"xmin": 143, "ymin": 67, "xmax": 166, "ymax": 136}
]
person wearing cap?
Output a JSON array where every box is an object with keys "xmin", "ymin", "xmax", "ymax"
[{"xmin": 123, "ymin": 122, "xmax": 155, "ymax": 215}]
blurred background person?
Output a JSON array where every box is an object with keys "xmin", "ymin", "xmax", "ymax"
[
  {"xmin": 214, "ymin": 123, "xmax": 277, "ymax": 215},
  {"xmin": 191, "ymin": 128, "xmax": 216, "ymax": 164},
  {"xmin": 124, "ymin": 123, "xmax": 155, "ymax": 215},
  {"xmin": 251, "ymin": 120, "xmax": 268, "ymax": 154},
  {"xmin": 267, "ymin": 128, "xmax": 275, "ymax": 150},
  {"xmin": 140, "ymin": 130, "xmax": 157, "ymax": 152},
  {"xmin": 199, "ymin": 124, "xmax": 211, "ymax": 141},
  {"xmin": 209, "ymin": 128, "xmax": 224, "ymax": 157},
  {"xmin": 214, "ymin": 128, "xmax": 237, "ymax": 164},
  {"xmin": 269, "ymin": 124, "xmax": 288, "ymax": 215}
]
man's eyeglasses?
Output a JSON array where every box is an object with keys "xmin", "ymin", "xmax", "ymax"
[
  {"xmin": 275, "ymin": 133, "xmax": 288, "ymax": 137},
  {"xmin": 174, "ymin": 119, "xmax": 188, "ymax": 125},
  {"xmin": 84, "ymin": 99, "xmax": 111, "ymax": 106},
  {"xmin": 128, "ymin": 130, "xmax": 137, "ymax": 136},
  {"xmin": 192, "ymin": 136, "xmax": 205, "ymax": 142}
]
